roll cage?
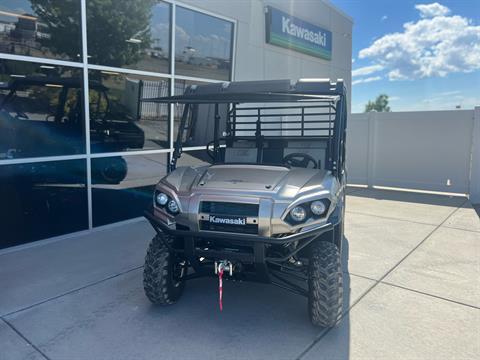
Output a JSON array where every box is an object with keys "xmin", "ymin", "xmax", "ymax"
[{"xmin": 149, "ymin": 79, "xmax": 347, "ymax": 178}]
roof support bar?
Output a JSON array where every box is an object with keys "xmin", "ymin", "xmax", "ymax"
[
  {"xmin": 170, "ymin": 103, "xmax": 190, "ymax": 171},
  {"xmin": 256, "ymin": 108, "xmax": 262, "ymax": 163},
  {"xmin": 213, "ymin": 103, "xmax": 220, "ymax": 162}
]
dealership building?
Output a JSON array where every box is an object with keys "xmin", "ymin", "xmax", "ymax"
[{"xmin": 0, "ymin": 0, "xmax": 352, "ymax": 249}]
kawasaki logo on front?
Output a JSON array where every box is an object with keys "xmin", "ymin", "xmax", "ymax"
[
  {"xmin": 209, "ymin": 215, "xmax": 246, "ymax": 226},
  {"xmin": 266, "ymin": 6, "xmax": 332, "ymax": 60}
]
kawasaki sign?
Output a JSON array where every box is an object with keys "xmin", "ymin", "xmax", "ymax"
[{"xmin": 265, "ymin": 6, "xmax": 332, "ymax": 60}]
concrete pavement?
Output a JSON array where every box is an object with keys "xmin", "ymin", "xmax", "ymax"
[{"xmin": 1, "ymin": 188, "xmax": 479, "ymax": 359}]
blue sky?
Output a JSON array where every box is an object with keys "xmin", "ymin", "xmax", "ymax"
[{"xmin": 330, "ymin": 0, "xmax": 480, "ymax": 112}]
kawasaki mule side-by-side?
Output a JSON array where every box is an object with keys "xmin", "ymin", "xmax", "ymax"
[{"xmin": 143, "ymin": 79, "xmax": 347, "ymax": 326}]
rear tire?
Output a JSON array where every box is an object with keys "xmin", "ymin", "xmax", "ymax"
[
  {"xmin": 308, "ymin": 240, "xmax": 343, "ymax": 327},
  {"xmin": 143, "ymin": 233, "xmax": 186, "ymax": 305}
]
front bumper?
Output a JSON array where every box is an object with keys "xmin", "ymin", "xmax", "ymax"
[
  {"xmin": 144, "ymin": 210, "xmax": 334, "ymax": 245},
  {"xmin": 144, "ymin": 209, "xmax": 339, "ymax": 285}
]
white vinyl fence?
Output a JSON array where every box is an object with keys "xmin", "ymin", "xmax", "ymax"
[{"xmin": 346, "ymin": 107, "xmax": 480, "ymax": 203}]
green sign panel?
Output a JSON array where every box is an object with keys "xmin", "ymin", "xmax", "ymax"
[{"xmin": 265, "ymin": 6, "xmax": 332, "ymax": 60}]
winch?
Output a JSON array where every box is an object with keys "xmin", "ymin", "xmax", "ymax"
[{"xmin": 215, "ymin": 260, "xmax": 233, "ymax": 311}]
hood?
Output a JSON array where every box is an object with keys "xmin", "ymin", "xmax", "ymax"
[
  {"xmin": 163, "ymin": 164, "xmax": 330, "ymax": 199},
  {"xmin": 198, "ymin": 164, "xmax": 289, "ymax": 191}
]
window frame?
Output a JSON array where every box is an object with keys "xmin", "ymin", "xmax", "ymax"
[{"xmin": 0, "ymin": 0, "xmax": 237, "ymax": 236}]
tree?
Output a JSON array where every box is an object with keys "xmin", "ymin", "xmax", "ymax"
[
  {"xmin": 31, "ymin": 0, "xmax": 156, "ymax": 67},
  {"xmin": 364, "ymin": 94, "xmax": 391, "ymax": 112},
  {"xmin": 30, "ymin": 0, "xmax": 82, "ymax": 61}
]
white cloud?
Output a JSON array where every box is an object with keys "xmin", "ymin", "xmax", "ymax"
[
  {"xmin": 358, "ymin": 3, "xmax": 480, "ymax": 80},
  {"xmin": 175, "ymin": 25, "xmax": 230, "ymax": 59},
  {"xmin": 387, "ymin": 69, "xmax": 409, "ymax": 81},
  {"xmin": 352, "ymin": 64, "xmax": 384, "ymax": 77},
  {"xmin": 175, "ymin": 25, "xmax": 190, "ymax": 43},
  {"xmin": 381, "ymin": 15, "xmax": 388, "ymax": 22},
  {"xmin": 437, "ymin": 90, "xmax": 461, "ymax": 96},
  {"xmin": 352, "ymin": 76, "xmax": 382, "ymax": 86},
  {"xmin": 415, "ymin": 3, "xmax": 450, "ymax": 18}
]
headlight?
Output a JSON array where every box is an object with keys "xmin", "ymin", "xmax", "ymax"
[
  {"xmin": 290, "ymin": 206, "xmax": 307, "ymax": 222},
  {"xmin": 155, "ymin": 192, "xmax": 168, "ymax": 206},
  {"xmin": 310, "ymin": 200, "xmax": 327, "ymax": 216},
  {"xmin": 167, "ymin": 199, "xmax": 180, "ymax": 214}
]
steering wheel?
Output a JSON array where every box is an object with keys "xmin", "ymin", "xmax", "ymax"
[{"xmin": 282, "ymin": 153, "xmax": 318, "ymax": 169}]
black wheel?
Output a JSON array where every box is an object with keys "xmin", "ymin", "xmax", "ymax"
[
  {"xmin": 308, "ymin": 240, "xmax": 343, "ymax": 327},
  {"xmin": 143, "ymin": 233, "xmax": 186, "ymax": 305}
]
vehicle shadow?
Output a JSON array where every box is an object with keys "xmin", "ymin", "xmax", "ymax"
[
  {"xmin": 473, "ymin": 204, "xmax": 480, "ymax": 218},
  {"xmin": 141, "ymin": 237, "xmax": 352, "ymax": 360},
  {"xmin": 302, "ymin": 236, "xmax": 352, "ymax": 359}
]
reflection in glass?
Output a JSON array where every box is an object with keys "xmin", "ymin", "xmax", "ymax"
[
  {"xmin": 176, "ymin": 149, "xmax": 212, "ymax": 168},
  {"xmin": 87, "ymin": 0, "xmax": 170, "ymax": 73},
  {"xmin": 0, "ymin": 0, "xmax": 82, "ymax": 61},
  {"xmin": 89, "ymin": 70, "xmax": 169, "ymax": 153},
  {"xmin": 0, "ymin": 59, "xmax": 85, "ymax": 159},
  {"xmin": 175, "ymin": 6, "xmax": 233, "ymax": 80},
  {"xmin": 91, "ymin": 153, "xmax": 167, "ymax": 226},
  {"xmin": 173, "ymin": 79, "xmax": 206, "ymax": 141},
  {"xmin": 0, "ymin": 159, "xmax": 88, "ymax": 249}
]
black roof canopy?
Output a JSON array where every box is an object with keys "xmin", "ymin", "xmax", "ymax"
[{"xmin": 144, "ymin": 79, "xmax": 345, "ymax": 104}]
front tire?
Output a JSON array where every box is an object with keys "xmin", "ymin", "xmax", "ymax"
[
  {"xmin": 143, "ymin": 234, "xmax": 186, "ymax": 305},
  {"xmin": 308, "ymin": 240, "xmax": 343, "ymax": 327}
]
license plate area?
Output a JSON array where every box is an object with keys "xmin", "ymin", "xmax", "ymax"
[
  {"xmin": 198, "ymin": 201, "xmax": 260, "ymax": 235},
  {"xmin": 199, "ymin": 213, "xmax": 259, "ymax": 234}
]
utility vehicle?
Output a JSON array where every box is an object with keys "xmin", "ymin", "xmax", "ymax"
[{"xmin": 143, "ymin": 79, "xmax": 347, "ymax": 326}]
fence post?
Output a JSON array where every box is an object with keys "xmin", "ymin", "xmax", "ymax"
[
  {"xmin": 366, "ymin": 111, "xmax": 377, "ymax": 188},
  {"xmin": 470, "ymin": 106, "xmax": 480, "ymax": 204}
]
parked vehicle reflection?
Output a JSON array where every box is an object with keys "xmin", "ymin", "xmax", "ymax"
[
  {"xmin": 0, "ymin": 159, "xmax": 88, "ymax": 249},
  {"xmin": 89, "ymin": 69, "xmax": 169, "ymax": 153},
  {"xmin": 0, "ymin": 75, "xmax": 148, "ymax": 159},
  {"xmin": 91, "ymin": 153, "xmax": 167, "ymax": 226}
]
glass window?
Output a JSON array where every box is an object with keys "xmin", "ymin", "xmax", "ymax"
[
  {"xmin": 88, "ymin": 70, "xmax": 169, "ymax": 153},
  {"xmin": 0, "ymin": 59, "xmax": 85, "ymax": 159},
  {"xmin": 175, "ymin": 7, "xmax": 233, "ymax": 80},
  {"xmin": 86, "ymin": 0, "xmax": 170, "ymax": 74},
  {"xmin": 0, "ymin": 0, "xmax": 82, "ymax": 62},
  {"xmin": 91, "ymin": 153, "xmax": 167, "ymax": 227},
  {"xmin": 0, "ymin": 159, "xmax": 88, "ymax": 249}
]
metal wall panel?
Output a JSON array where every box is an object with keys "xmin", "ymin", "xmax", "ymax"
[{"xmin": 348, "ymin": 110, "xmax": 475, "ymax": 194}]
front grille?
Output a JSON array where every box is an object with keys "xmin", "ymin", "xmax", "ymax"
[
  {"xmin": 200, "ymin": 201, "xmax": 259, "ymax": 217},
  {"xmin": 199, "ymin": 201, "xmax": 259, "ymax": 235},
  {"xmin": 199, "ymin": 221, "xmax": 258, "ymax": 234}
]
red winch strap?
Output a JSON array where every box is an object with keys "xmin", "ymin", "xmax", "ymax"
[{"xmin": 218, "ymin": 267, "xmax": 224, "ymax": 311}]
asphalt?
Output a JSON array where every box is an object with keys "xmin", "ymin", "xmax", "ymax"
[{"xmin": 1, "ymin": 188, "xmax": 479, "ymax": 360}]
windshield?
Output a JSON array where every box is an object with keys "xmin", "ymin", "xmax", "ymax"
[{"xmin": 176, "ymin": 99, "xmax": 339, "ymax": 170}]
